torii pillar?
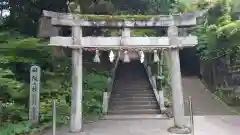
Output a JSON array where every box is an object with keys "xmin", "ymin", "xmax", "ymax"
[
  {"xmin": 168, "ymin": 25, "xmax": 191, "ymax": 134},
  {"xmin": 70, "ymin": 26, "xmax": 83, "ymax": 133}
]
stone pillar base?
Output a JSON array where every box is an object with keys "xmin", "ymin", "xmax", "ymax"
[
  {"xmin": 168, "ymin": 126, "xmax": 191, "ymax": 134},
  {"xmin": 69, "ymin": 128, "xmax": 83, "ymax": 134}
]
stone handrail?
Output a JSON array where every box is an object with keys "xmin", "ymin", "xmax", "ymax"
[
  {"xmin": 102, "ymin": 55, "xmax": 120, "ymax": 114},
  {"xmin": 109, "ymin": 54, "xmax": 121, "ymax": 92},
  {"xmin": 142, "ymin": 63, "xmax": 162, "ymax": 108}
]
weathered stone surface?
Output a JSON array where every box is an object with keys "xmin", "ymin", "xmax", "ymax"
[
  {"xmin": 42, "ymin": 10, "xmax": 207, "ymax": 27},
  {"xmin": 37, "ymin": 17, "xmax": 60, "ymax": 37},
  {"xmin": 49, "ymin": 36, "xmax": 197, "ymax": 49},
  {"xmin": 168, "ymin": 126, "xmax": 191, "ymax": 134}
]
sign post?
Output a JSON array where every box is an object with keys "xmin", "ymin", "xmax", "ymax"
[{"xmin": 29, "ymin": 65, "xmax": 41, "ymax": 124}]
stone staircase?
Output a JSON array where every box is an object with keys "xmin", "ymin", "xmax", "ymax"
[{"xmin": 108, "ymin": 60, "xmax": 160, "ymax": 115}]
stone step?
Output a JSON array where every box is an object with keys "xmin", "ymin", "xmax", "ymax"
[
  {"xmin": 111, "ymin": 93, "xmax": 154, "ymax": 98},
  {"xmin": 112, "ymin": 90, "xmax": 153, "ymax": 95},
  {"xmin": 114, "ymin": 85, "xmax": 151, "ymax": 89},
  {"xmin": 114, "ymin": 83, "xmax": 150, "ymax": 86},
  {"xmin": 117, "ymin": 68, "xmax": 143, "ymax": 70},
  {"xmin": 115, "ymin": 72, "xmax": 145, "ymax": 74},
  {"xmin": 115, "ymin": 76, "xmax": 149, "ymax": 81},
  {"xmin": 116, "ymin": 74, "xmax": 145, "ymax": 76},
  {"xmin": 114, "ymin": 83, "xmax": 149, "ymax": 86},
  {"xmin": 103, "ymin": 114, "xmax": 168, "ymax": 120},
  {"xmin": 109, "ymin": 100, "xmax": 158, "ymax": 106},
  {"xmin": 109, "ymin": 104, "xmax": 159, "ymax": 110},
  {"xmin": 115, "ymin": 78, "xmax": 147, "ymax": 80},
  {"xmin": 110, "ymin": 61, "xmax": 160, "ymax": 115},
  {"xmin": 116, "ymin": 75, "xmax": 146, "ymax": 77},
  {"xmin": 110, "ymin": 100, "xmax": 157, "ymax": 105},
  {"xmin": 114, "ymin": 81, "xmax": 150, "ymax": 84},
  {"xmin": 108, "ymin": 109, "xmax": 160, "ymax": 114},
  {"xmin": 113, "ymin": 88, "xmax": 152, "ymax": 92},
  {"xmin": 110, "ymin": 99, "xmax": 156, "ymax": 104},
  {"xmin": 114, "ymin": 87, "xmax": 152, "ymax": 90},
  {"xmin": 114, "ymin": 87, "xmax": 151, "ymax": 89},
  {"xmin": 110, "ymin": 96, "xmax": 155, "ymax": 102},
  {"xmin": 111, "ymin": 96, "xmax": 155, "ymax": 100},
  {"xmin": 113, "ymin": 88, "xmax": 153, "ymax": 91},
  {"xmin": 117, "ymin": 66, "xmax": 143, "ymax": 68}
]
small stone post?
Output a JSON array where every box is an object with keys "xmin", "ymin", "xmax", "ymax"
[
  {"xmin": 29, "ymin": 65, "xmax": 41, "ymax": 124},
  {"xmin": 167, "ymin": 25, "xmax": 190, "ymax": 134},
  {"xmin": 70, "ymin": 26, "xmax": 83, "ymax": 133}
]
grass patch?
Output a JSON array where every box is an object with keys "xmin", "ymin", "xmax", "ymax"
[{"xmin": 214, "ymin": 89, "xmax": 240, "ymax": 106}]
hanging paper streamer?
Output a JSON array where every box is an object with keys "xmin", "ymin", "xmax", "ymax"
[
  {"xmin": 139, "ymin": 50, "xmax": 144, "ymax": 63},
  {"xmin": 153, "ymin": 50, "xmax": 160, "ymax": 63},
  {"xmin": 123, "ymin": 50, "xmax": 130, "ymax": 63},
  {"xmin": 93, "ymin": 50, "xmax": 100, "ymax": 63},
  {"xmin": 109, "ymin": 50, "xmax": 115, "ymax": 63}
]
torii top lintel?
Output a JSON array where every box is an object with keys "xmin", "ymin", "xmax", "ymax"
[{"xmin": 42, "ymin": 10, "xmax": 207, "ymax": 27}]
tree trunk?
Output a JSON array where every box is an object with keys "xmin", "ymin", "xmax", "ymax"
[{"xmin": 9, "ymin": 0, "xmax": 17, "ymax": 27}]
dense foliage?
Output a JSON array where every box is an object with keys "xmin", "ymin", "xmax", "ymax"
[
  {"xmin": 0, "ymin": 31, "xmax": 110, "ymax": 134},
  {"xmin": 194, "ymin": 0, "xmax": 240, "ymax": 105},
  {"xmin": 196, "ymin": 0, "xmax": 235, "ymax": 60}
]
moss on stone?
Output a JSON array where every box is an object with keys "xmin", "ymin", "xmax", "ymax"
[
  {"xmin": 110, "ymin": 30, "xmax": 121, "ymax": 36},
  {"xmin": 132, "ymin": 29, "xmax": 156, "ymax": 36},
  {"xmin": 76, "ymin": 14, "xmax": 161, "ymax": 21}
]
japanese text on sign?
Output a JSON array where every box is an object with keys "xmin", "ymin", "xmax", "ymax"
[{"xmin": 29, "ymin": 65, "xmax": 41, "ymax": 123}]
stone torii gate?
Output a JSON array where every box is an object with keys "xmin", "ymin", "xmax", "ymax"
[{"xmin": 41, "ymin": 10, "xmax": 205, "ymax": 134}]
